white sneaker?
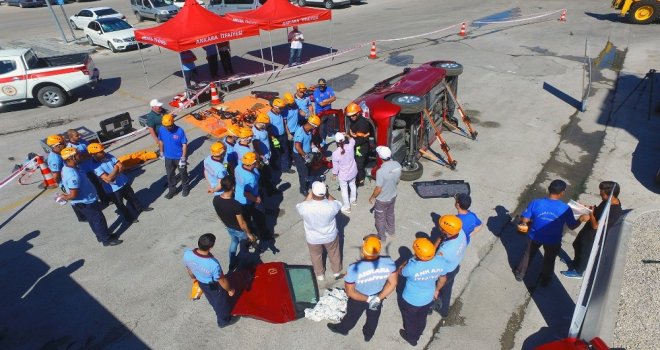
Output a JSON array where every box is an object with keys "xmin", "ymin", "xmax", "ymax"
[
  {"xmin": 341, "ymin": 207, "xmax": 351, "ymax": 214},
  {"xmin": 316, "ymin": 275, "xmax": 325, "ymax": 281},
  {"xmin": 351, "ymin": 201, "xmax": 357, "ymax": 207}
]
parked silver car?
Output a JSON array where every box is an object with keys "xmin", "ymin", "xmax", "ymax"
[
  {"xmin": 130, "ymin": 0, "xmax": 179, "ymax": 23},
  {"xmin": 295, "ymin": 0, "xmax": 350, "ymax": 10},
  {"xmin": 7, "ymin": 0, "xmax": 45, "ymax": 8}
]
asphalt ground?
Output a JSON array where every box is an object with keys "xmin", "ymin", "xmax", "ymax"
[{"xmin": 0, "ymin": 0, "xmax": 659, "ymax": 349}]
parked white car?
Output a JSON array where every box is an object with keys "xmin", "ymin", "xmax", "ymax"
[
  {"xmin": 84, "ymin": 18, "xmax": 137, "ymax": 53},
  {"xmin": 172, "ymin": 0, "xmax": 204, "ymax": 8},
  {"xmin": 70, "ymin": 7, "xmax": 126, "ymax": 30}
]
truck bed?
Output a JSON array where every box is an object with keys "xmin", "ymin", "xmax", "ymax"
[{"xmin": 32, "ymin": 53, "xmax": 88, "ymax": 69}]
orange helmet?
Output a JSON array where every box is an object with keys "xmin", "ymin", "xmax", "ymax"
[
  {"xmin": 227, "ymin": 124, "xmax": 241, "ymax": 137},
  {"xmin": 439, "ymin": 215, "xmax": 462, "ymax": 236},
  {"xmin": 242, "ymin": 152, "xmax": 257, "ymax": 165},
  {"xmin": 210, "ymin": 142, "xmax": 225, "ymax": 156},
  {"xmin": 296, "ymin": 82, "xmax": 306, "ymax": 91},
  {"xmin": 345, "ymin": 102, "xmax": 362, "ymax": 117},
  {"xmin": 283, "ymin": 92, "xmax": 295, "ymax": 104},
  {"xmin": 256, "ymin": 113, "xmax": 270, "ymax": 124},
  {"xmin": 46, "ymin": 134, "xmax": 64, "ymax": 147},
  {"xmin": 272, "ymin": 98, "xmax": 286, "ymax": 108},
  {"xmin": 238, "ymin": 127, "xmax": 253, "ymax": 139},
  {"xmin": 413, "ymin": 238, "xmax": 436, "ymax": 261},
  {"xmin": 162, "ymin": 114, "xmax": 174, "ymax": 127},
  {"xmin": 87, "ymin": 143, "xmax": 104, "ymax": 154},
  {"xmin": 60, "ymin": 147, "xmax": 77, "ymax": 160},
  {"xmin": 308, "ymin": 115, "xmax": 321, "ymax": 127},
  {"xmin": 362, "ymin": 235, "xmax": 381, "ymax": 260}
]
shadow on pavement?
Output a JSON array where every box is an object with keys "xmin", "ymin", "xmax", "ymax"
[
  {"xmin": 0, "ymin": 231, "xmax": 149, "ymax": 349},
  {"xmin": 77, "ymin": 77, "xmax": 122, "ymax": 102},
  {"xmin": 246, "ymin": 43, "xmax": 336, "ymax": 66},
  {"xmin": 543, "ymin": 82, "xmax": 581, "ymax": 110},
  {"xmin": 584, "ymin": 12, "xmax": 625, "ymax": 23}
]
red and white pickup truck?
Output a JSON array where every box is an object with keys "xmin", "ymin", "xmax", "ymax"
[{"xmin": 0, "ymin": 48, "xmax": 99, "ymax": 108}]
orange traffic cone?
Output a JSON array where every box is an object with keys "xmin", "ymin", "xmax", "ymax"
[
  {"xmin": 458, "ymin": 22, "xmax": 466, "ymax": 37},
  {"xmin": 209, "ymin": 82, "xmax": 221, "ymax": 105},
  {"xmin": 369, "ymin": 41, "xmax": 378, "ymax": 59},
  {"xmin": 36, "ymin": 156, "xmax": 57, "ymax": 189},
  {"xmin": 559, "ymin": 9, "xmax": 567, "ymax": 21}
]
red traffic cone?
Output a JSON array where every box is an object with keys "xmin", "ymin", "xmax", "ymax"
[
  {"xmin": 559, "ymin": 9, "xmax": 567, "ymax": 21},
  {"xmin": 458, "ymin": 22, "xmax": 466, "ymax": 37},
  {"xmin": 209, "ymin": 83, "xmax": 221, "ymax": 105},
  {"xmin": 369, "ymin": 41, "xmax": 378, "ymax": 59}
]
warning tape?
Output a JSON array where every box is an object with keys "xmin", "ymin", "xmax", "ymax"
[
  {"xmin": 376, "ymin": 23, "xmax": 461, "ymax": 42},
  {"xmin": 472, "ymin": 9, "xmax": 564, "ymax": 25},
  {"xmin": 0, "ymin": 157, "xmax": 37, "ymax": 191}
]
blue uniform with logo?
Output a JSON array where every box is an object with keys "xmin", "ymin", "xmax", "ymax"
[
  {"xmin": 401, "ymin": 256, "xmax": 445, "ymax": 306},
  {"xmin": 204, "ymin": 155, "xmax": 228, "ymax": 196},
  {"xmin": 268, "ymin": 110, "xmax": 286, "ymax": 136},
  {"xmin": 313, "ymin": 86, "xmax": 335, "ymax": 113},
  {"xmin": 457, "ymin": 211, "xmax": 482, "ymax": 245},
  {"xmin": 234, "ymin": 166, "xmax": 259, "ymax": 205},
  {"xmin": 158, "ymin": 125, "xmax": 188, "ymax": 159},
  {"xmin": 183, "ymin": 248, "xmax": 233, "ymax": 327},
  {"xmin": 286, "ymin": 106, "xmax": 302, "ymax": 135},
  {"xmin": 47, "ymin": 151, "xmax": 63, "ymax": 174},
  {"xmin": 430, "ymin": 230, "xmax": 468, "ymax": 319},
  {"xmin": 61, "ymin": 165, "xmax": 111, "ymax": 243},
  {"xmin": 91, "ymin": 154, "xmax": 128, "ymax": 193},
  {"xmin": 293, "ymin": 127, "xmax": 312, "ymax": 154},
  {"xmin": 252, "ymin": 126, "xmax": 271, "ymax": 160},
  {"xmin": 522, "ymin": 198, "xmax": 578, "ymax": 245},
  {"xmin": 295, "ymin": 95, "xmax": 312, "ymax": 116}
]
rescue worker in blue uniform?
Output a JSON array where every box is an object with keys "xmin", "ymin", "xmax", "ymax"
[
  {"xmin": 431, "ymin": 215, "xmax": 468, "ymax": 319},
  {"xmin": 234, "ymin": 152, "xmax": 269, "ymax": 243},
  {"xmin": 56, "ymin": 147, "xmax": 122, "ymax": 247},
  {"xmin": 234, "ymin": 127, "xmax": 254, "ymax": 169},
  {"xmin": 313, "ymin": 78, "xmax": 337, "ymax": 141},
  {"xmin": 284, "ymin": 92, "xmax": 303, "ymax": 139},
  {"xmin": 327, "ymin": 235, "xmax": 397, "ymax": 342},
  {"xmin": 292, "ymin": 115, "xmax": 320, "ymax": 196},
  {"xmin": 47, "ymin": 134, "xmax": 86, "ymax": 222},
  {"xmin": 204, "ymin": 142, "xmax": 228, "ymax": 196},
  {"xmin": 223, "ymin": 124, "xmax": 240, "ymax": 173},
  {"xmin": 398, "ymin": 238, "xmax": 446, "ymax": 346},
  {"xmin": 252, "ymin": 113, "xmax": 277, "ymax": 195},
  {"xmin": 268, "ymin": 98, "xmax": 294, "ymax": 174},
  {"xmin": 66, "ymin": 129, "xmax": 111, "ymax": 205}
]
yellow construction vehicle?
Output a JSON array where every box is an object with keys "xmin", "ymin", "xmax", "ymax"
[{"xmin": 612, "ymin": 0, "xmax": 659, "ymax": 24}]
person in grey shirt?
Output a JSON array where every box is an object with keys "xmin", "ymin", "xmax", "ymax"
[{"xmin": 368, "ymin": 146, "xmax": 402, "ymax": 241}]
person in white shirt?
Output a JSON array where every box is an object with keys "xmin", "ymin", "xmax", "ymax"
[
  {"xmin": 296, "ymin": 181, "xmax": 344, "ymax": 281},
  {"xmin": 288, "ymin": 26, "xmax": 304, "ymax": 67}
]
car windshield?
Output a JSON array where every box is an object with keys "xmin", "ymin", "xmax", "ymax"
[
  {"xmin": 100, "ymin": 20, "xmax": 132, "ymax": 32},
  {"xmin": 95, "ymin": 9, "xmax": 119, "ymax": 16},
  {"xmin": 152, "ymin": 0, "xmax": 173, "ymax": 7}
]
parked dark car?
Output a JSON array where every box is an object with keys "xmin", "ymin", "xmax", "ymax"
[{"xmin": 7, "ymin": 0, "xmax": 45, "ymax": 7}]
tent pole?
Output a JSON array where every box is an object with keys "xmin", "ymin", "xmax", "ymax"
[
  {"xmin": 258, "ymin": 33, "xmax": 266, "ymax": 73},
  {"xmin": 137, "ymin": 44, "xmax": 151, "ymax": 89},
  {"xmin": 268, "ymin": 30, "xmax": 275, "ymax": 69},
  {"xmin": 178, "ymin": 53, "xmax": 189, "ymax": 95},
  {"xmin": 330, "ymin": 18, "xmax": 333, "ymax": 54}
]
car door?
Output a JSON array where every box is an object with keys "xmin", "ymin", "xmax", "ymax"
[
  {"xmin": 0, "ymin": 58, "xmax": 28, "ymax": 103},
  {"xmin": 87, "ymin": 22, "xmax": 105, "ymax": 46},
  {"xmin": 223, "ymin": 0, "xmax": 258, "ymax": 14},
  {"xmin": 75, "ymin": 10, "xmax": 93, "ymax": 28},
  {"xmin": 142, "ymin": 0, "xmax": 155, "ymax": 19}
]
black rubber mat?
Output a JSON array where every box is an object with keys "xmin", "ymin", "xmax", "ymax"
[{"xmin": 412, "ymin": 180, "xmax": 470, "ymax": 199}]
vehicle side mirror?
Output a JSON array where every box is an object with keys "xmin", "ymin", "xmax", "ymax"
[{"xmin": 97, "ymin": 30, "xmax": 102, "ymax": 34}]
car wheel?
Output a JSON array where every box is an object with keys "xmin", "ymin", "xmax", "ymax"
[
  {"xmin": 297, "ymin": 0, "xmax": 305, "ymax": 6},
  {"xmin": 627, "ymin": 0, "xmax": 658, "ymax": 24},
  {"xmin": 108, "ymin": 41, "xmax": 118, "ymax": 53},
  {"xmin": 324, "ymin": 0, "xmax": 333, "ymax": 9},
  {"xmin": 400, "ymin": 160, "xmax": 423, "ymax": 181},
  {"xmin": 37, "ymin": 85, "xmax": 67, "ymax": 108},
  {"xmin": 386, "ymin": 93, "xmax": 426, "ymax": 114},
  {"xmin": 431, "ymin": 61, "xmax": 463, "ymax": 77},
  {"xmin": 155, "ymin": 15, "xmax": 163, "ymax": 23},
  {"xmin": 86, "ymin": 35, "xmax": 95, "ymax": 46},
  {"xmin": 135, "ymin": 11, "xmax": 143, "ymax": 22},
  {"xmin": 69, "ymin": 20, "xmax": 79, "ymax": 30}
]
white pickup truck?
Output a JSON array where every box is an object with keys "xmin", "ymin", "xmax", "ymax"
[{"xmin": 0, "ymin": 48, "xmax": 100, "ymax": 108}]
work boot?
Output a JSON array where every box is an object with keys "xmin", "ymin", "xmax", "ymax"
[
  {"xmin": 103, "ymin": 236, "xmax": 123, "ymax": 247},
  {"xmin": 399, "ymin": 329, "xmax": 417, "ymax": 346},
  {"xmin": 327, "ymin": 323, "xmax": 348, "ymax": 336},
  {"xmin": 219, "ymin": 316, "xmax": 240, "ymax": 329},
  {"xmin": 164, "ymin": 192, "xmax": 175, "ymax": 199},
  {"xmin": 140, "ymin": 206, "xmax": 154, "ymax": 212},
  {"xmin": 182, "ymin": 189, "xmax": 190, "ymax": 197}
]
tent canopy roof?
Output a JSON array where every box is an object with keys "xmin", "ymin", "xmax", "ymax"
[
  {"xmin": 225, "ymin": 0, "xmax": 331, "ymax": 31},
  {"xmin": 134, "ymin": 0, "xmax": 260, "ymax": 52}
]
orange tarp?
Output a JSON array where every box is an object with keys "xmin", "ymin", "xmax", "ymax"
[{"xmin": 184, "ymin": 95, "xmax": 271, "ymax": 138}]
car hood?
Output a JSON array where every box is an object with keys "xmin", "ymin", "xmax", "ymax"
[
  {"xmin": 154, "ymin": 5, "xmax": 179, "ymax": 11},
  {"xmin": 101, "ymin": 28, "xmax": 136, "ymax": 41}
]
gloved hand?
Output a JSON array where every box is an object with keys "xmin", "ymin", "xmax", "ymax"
[
  {"xmin": 271, "ymin": 137, "xmax": 281, "ymax": 149},
  {"xmin": 311, "ymin": 145, "xmax": 319, "ymax": 153},
  {"xmin": 304, "ymin": 153, "xmax": 313, "ymax": 164},
  {"xmin": 355, "ymin": 146, "xmax": 362, "ymax": 157},
  {"xmin": 178, "ymin": 157, "xmax": 187, "ymax": 168},
  {"xmin": 367, "ymin": 295, "xmax": 381, "ymax": 311}
]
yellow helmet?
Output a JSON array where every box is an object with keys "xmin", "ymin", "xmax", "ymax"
[
  {"xmin": 283, "ymin": 92, "xmax": 295, "ymax": 104},
  {"xmin": 46, "ymin": 134, "xmax": 64, "ymax": 147},
  {"xmin": 242, "ymin": 151, "xmax": 257, "ymax": 165},
  {"xmin": 439, "ymin": 215, "xmax": 462, "ymax": 236},
  {"xmin": 227, "ymin": 124, "xmax": 241, "ymax": 137},
  {"xmin": 362, "ymin": 235, "xmax": 382, "ymax": 260},
  {"xmin": 345, "ymin": 102, "xmax": 362, "ymax": 117},
  {"xmin": 413, "ymin": 238, "xmax": 435, "ymax": 261},
  {"xmin": 162, "ymin": 114, "xmax": 174, "ymax": 127},
  {"xmin": 256, "ymin": 113, "xmax": 270, "ymax": 124},
  {"xmin": 210, "ymin": 142, "xmax": 225, "ymax": 156},
  {"xmin": 60, "ymin": 147, "xmax": 77, "ymax": 160},
  {"xmin": 272, "ymin": 98, "xmax": 286, "ymax": 108},
  {"xmin": 308, "ymin": 115, "xmax": 321, "ymax": 127},
  {"xmin": 238, "ymin": 127, "xmax": 254, "ymax": 139},
  {"xmin": 296, "ymin": 82, "xmax": 306, "ymax": 91},
  {"xmin": 87, "ymin": 143, "xmax": 104, "ymax": 154}
]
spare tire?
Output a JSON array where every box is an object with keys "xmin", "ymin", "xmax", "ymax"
[
  {"xmin": 386, "ymin": 93, "xmax": 425, "ymax": 114},
  {"xmin": 432, "ymin": 61, "xmax": 463, "ymax": 77}
]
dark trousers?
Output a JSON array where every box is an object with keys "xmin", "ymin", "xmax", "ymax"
[
  {"xmin": 110, "ymin": 184, "xmax": 142, "ymax": 221},
  {"xmin": 293, "ymin": 153, "xmax": 310, "ymax": 193},
  {"xmin": 273, "ymin": 134, "xmax": 291, "ymax": 171},
  {"xmin": 334, "ymin": 297, "xmax": 383, "ymax": 338},
  {"xmin": 164, "ymin": 158, "xmax": 189, "ymax": 194},
  {"xmin": 243, "ymin": 203, "xmax": 269, "ymax": 240},
  {"xmin": 319, "ymin": 114, "xmax": 337, "ymax": 140},
  {"xmin": 399, "ymin": 295, "xmax": 432, "ymax": 343},
  {"xmin": 72, "ymin": 201, "xmax": 111, "ymax": 243},
  {"xmin": 219, "ymin": 51, "xmax": 234, "ymax": 75},
  {"xmin": 433, "ymin": 265, "xmax": 460, "ymax": 317},
  {"xmin": 86, "ymin": 171, "xmax": 111, "ymax": 203},
  {"xmin": 258, "ymin": 163, "xmax": 277, "ymax": 194},
  {"xmin": 198, "ymin": 281, "xmax": 232, "ymax": 327},
  {"xmin": 206, "ymin": 54, "xmax": 218, "ymax": 78},
  {"xmin": 355, "ymin": 144, "xmax": 369, "ymax": 184},
  {"xmin": 572, "ymin": 231, "xmax": 595, "ymax": 273},
  {"xmin": 515, "ymin": 239, "xmax": 561, "ymax": 283}
]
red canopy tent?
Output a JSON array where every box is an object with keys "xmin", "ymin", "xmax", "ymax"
[
  {"xmin": 225, "ymin": 0, "xmax": 332, "ymax": 66},
  {"xmin": 133, "ymin": 0, "xmax": 262, "ymax": 89}
]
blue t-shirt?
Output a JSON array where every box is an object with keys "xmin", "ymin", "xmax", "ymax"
[
  {"xmin": 457, "ymin": 211, "xmax": 482, "ymax": 245},
  {"xmin": 204, "ymin": 155, "xmax": 228, "ymax": 196},
  {"xmin": 252, "ymin": 126, "xmax": 271, "ymax": 160},
  {"xmin": 268, "ymin": 110, "xmax": 286, "ymax": 136},
  {"xmin": 293, "ymin": 127, "xmax": 312, "ymax": 154},
  {"xmin": 313, "ymin": 86, "xmax": 335, "ymax": 112},
  {"xmin": 158, "ymin": 125, "xmax": 188, "ymax": 159},
  {"xmin": 437, "ymin": 229, "xmax": 467, "ymax": 273},
  {"xmin": 234, "ymin": 143, "xmax": 252, "ymax": 167},
  {"xmin": 401, "ymin": 256, "xmax": 446, "ymax": 306},
  {"xmin": 344, "ymin": 257, "xmax": 396, "ymax": 296},
  {"xmin": 223, "ymin": 138, "xmax": 237, "ymax": 169},
  {"xmin": 183, "ymin": 249, "xmax": 223, "ymax": 284},
  {"xmin": 234, "ymin": 166, "xmax": 259, "ymax": 205},
  {"xmin": 295, "ymin": 96, "xmax": 311, "ymax": 115},
  {"xmin": 61, "ymin": 165, "xmax": 97, "ymax": 205},
  {"xmin": 47, "ymin": 151, "xmax": 63, "ymax": 173},
  {"xmin": 91, "ymin": 154, "xmax": 127, "ymax": 193},
  {"xmin": 522, "ymin": 198, "xmax": 579, "ymax": 244},
  {"xmin": 286, "ymin": 106, "xmax": 302, "ymax": 135}
]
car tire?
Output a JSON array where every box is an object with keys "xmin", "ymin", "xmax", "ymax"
[
  {"xmin": 70, "ymin": 20, "xmax": 79, "ymax": 30},
  {"xmin": 324, "ymin": 0, "xmax": 333, "ymax": 9},
  {"xmin": 155, "ymin": 15, "xmax": 163, "ymax": 23},
  {"xmin": 386, "ymin": 93, "xmax": 426, "ymax": 114},
  {"xmin": 627, "ymin": 0, "xmax": 658, "ymax": 24},
  {"xmin": 432, "ymin": 61, "xmax": 463, "ymax": 77},
  {"xmin": 108, "ymin": 41, "xmax": 118, "ymax": 53},
  {"xmin": 37, "ymin": 85, "xmax": 67, "ymax": 108},
  {"xmin": 135, "ymin": 11, "xmax": 143, "ymax": 22},
  {"xmin": 400, "ymin": 160, "xmax": 423, "ymax": 181},
  {"xmin": 298, "ymin": 0, "xmax": 305, "ymax": 6},
  {"xmin": 86, "ymin": 35, "xmax": 95, "ymax": 46}
]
